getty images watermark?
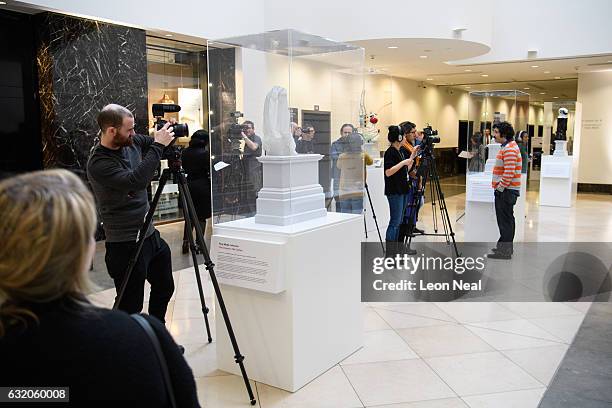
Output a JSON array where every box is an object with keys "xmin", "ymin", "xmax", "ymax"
[{"xmin": 361, "ymin": 242, "xmax": 612, "ymax": 302}]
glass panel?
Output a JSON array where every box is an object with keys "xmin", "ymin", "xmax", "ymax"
[{"xmin": 146, "ymin": 36, "xmax": 207, "ymax": 223}]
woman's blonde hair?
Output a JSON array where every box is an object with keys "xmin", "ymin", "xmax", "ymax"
[{"xmin": 0, "ymin": 169, "xmax": 97, "ymax": 336}]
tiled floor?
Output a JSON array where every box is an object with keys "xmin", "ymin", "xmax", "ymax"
[{"xmin": 87, "ymin": 189, "xmax": 610, "ymax": 407}]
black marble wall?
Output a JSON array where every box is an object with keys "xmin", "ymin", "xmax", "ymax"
[{"xmin": 36, "ymin": 13, "xmax": 148, "ymax": 170}]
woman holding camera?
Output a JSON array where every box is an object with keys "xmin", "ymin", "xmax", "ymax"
[
  {"xmin": 384, "ymin": 126, "xmax": 419, "ymax": 252},
  {"xmin": 0, "ymin": 170, "xmax": 200, "ymax": 407}
]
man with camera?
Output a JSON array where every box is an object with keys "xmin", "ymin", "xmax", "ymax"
[
  {"xmin": 87, "ymin": 104, "xmax": 175, "ymax": 324},
  {"xmin": 488, "ymin": 121, "xmax": 522, "ymax": 260},
  {"xmin": 241, "ymin": 120, "xmax": 263, "ymax": 215}
]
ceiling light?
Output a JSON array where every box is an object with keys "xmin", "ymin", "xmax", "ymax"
[
  {"xmin": 554, "ymin": 76, "xmax": 561, "ymax": 79},
  {"xmin": 465, "ymin": 86, "xmax": 471, "ymax": 88},
  {"xmin": 553, "ymin": 96, "xmax": 559, "ymax": 99},
  {"xmin": 165, "ymin": 34, "xmax": 173, "ymax": 37},
  {"xmin": 419, "ymin": 55, "xmax": 428, "ymax": 59},
  {"xmin": 523, "ymin": 87, "xmax": 530, "ymax": 90},
  {"xmin": 531, "ymin": 65, "xmax": 539, "ymax": 68},
  {"xmin": 464, "ymin": 69, "xmax": 472, "ymax": 72},
  {"xmin": 539, "ymin": 92, "xmax": 546, "ymax": 95},
  {"xmin": 543, "ymin": 71, "xmax": 551, "ymax": 74},
  {"xmin": 0, "ymin": 1, "xmax": 6, "ymax": 4},
  {"xmin": 387, "ymin": 46, "xmax": 398, "ymax": 49},
  {"xmin": 481, "ymin": 74, "xmax": 489, "ymax": 77},
  {"xmin": 426, "ymin": 78, "xmax": 433, "ymax": 81}
]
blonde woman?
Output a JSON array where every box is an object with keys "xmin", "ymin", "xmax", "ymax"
[{"xmin": 0, "ymin": 170, "xmax": 199, "ymax": 407}]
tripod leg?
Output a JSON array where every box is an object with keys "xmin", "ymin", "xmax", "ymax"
[
  {"xmin": 113, "ymin": 169, "xmax": 170, "ymax": 310},
  {"xmin": 177, "ymin": 171, "xmax": 257, "ymax": 405},
  {"xmin": 429, "ymin": 159, "xmax": 461, "ymax": 257},
  {"xmin": 177, "ymin": 181, "xmax": 213, "ymax": 343},
  {"xmin": 365, "ymin": 183, "xmax": 385, "ymax": 255}
]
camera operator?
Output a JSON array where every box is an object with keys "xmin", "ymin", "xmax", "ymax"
[
  {"xmin": 384, "ymin": 125, "xmax": 419, "ymax": 254},
  {"xmin": 87, "ymin": 104, "xmax": 175, "ymax": 324},
  {"xmin": 296, "ymin": 124, "xmax": 316, "ymax": 153},
  {"xmin": 488, "ymin": 121, "xmax": 522, "ymax": 260},
  {"xmin": 241, "ymin": 120, "xmax": 263, "ymax": 216}
]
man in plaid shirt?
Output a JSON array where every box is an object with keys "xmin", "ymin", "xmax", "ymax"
[{"xmin": 488, "ymin": 121, "xmax": 522, "ymax": 260}]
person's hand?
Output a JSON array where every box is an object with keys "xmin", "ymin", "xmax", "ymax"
[
  {"xmin": 401, "ymin": 158, "xmax": 413, "ymax": 167},
  {"xmin": 241, "ymin": 131, "xmax": 247, "ymax": 139},
  {"xmin": 410, "ymin": 145, "xmax": 421, "ymax": 159},
  {"xmin": 154, "ymin": 121, "xmax": 175, "ymax": 146}
]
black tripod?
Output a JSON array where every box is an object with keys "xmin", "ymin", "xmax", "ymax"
[
  {"xmin": 402, "ymin": 150, "xmax": 460, "ymax": 257},
  {"xmin": 113, "ymin": 149, "xmax": 257, "ymax": 405},
  {"xmin": 363, "ymin": 182, "xmax": 385, "ymax": 254}
]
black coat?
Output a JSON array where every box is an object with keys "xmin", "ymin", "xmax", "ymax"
[{"xmin": 182, "ymin": 146, "xmax": 212, "ymax": 220}]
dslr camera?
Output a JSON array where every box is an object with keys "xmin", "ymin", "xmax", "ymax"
[{"xmin": 152, "ymin": 103, "xmax": 189, "ymax": 138}]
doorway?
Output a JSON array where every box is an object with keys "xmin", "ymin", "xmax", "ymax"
[{"xmin": 457, "ymin": 120, "xmax": 474, "ymax": 174}]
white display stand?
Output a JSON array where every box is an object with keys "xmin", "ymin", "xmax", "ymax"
[
  {"xmin": 539, "ymin": 155, "xmax": 574, "ymax": 207},
  {"xmin": 553, "ymin": 140, "xmax": 568, "ymax": 157},
  {"xmin": 364, "ymin": 165, "xmax": 389, "ymax": 239},
  {"xmin": 465, "ymin": 172, "xmax": 526, "ymax": 243},
  {"xmin": 255, "ymin": 154, "xmax": 326, "ymax": 226},
  {"xmin": 211, "ymin": 212, "xmax": 363, "ymax": 392}
]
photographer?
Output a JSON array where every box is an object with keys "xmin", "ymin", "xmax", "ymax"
[
  {"xmin": 0, "ymin": 170, "xmax": 199, "ymax": 407},
  {"xmin": 384, "ymin": 125, "xmax": 419, "ymax": 253},
  {"xmin": 241, "ymin": 120, "xmax": 263, "ymax": 216},
  {"xmin": 87, "ymin": 104, "xmax": 175, "ymax": 324},
  {"xmin": 488, "ymin": 121, "xmax": 522, "ymax": 260},
  {"xmin": 296, "ymin": 124, "xmax": 316, "ymax": 154}
]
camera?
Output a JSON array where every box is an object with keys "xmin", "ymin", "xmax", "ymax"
[
  {"xmin": 420, "ymin": 125, "xmax": 440, "ymax": 152},
  {"xmin": 227, "ymin": 111, "xmax": 245, "ymax": 150},
  {"xmin": 152, "ymin": 103, "xmax": 189, "ymax": 138}
]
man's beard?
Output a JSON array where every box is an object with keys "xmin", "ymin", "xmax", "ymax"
[{"xmin": 113, "ymin": 133, "xmax": 133, "ymax": 147}]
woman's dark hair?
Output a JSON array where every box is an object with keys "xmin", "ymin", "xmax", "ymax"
[
  {"xmin": 346, "ymin": 132, "xmax": 363, "ymax": 153},
  {"xmin": 387, "ymin": 125, "xmax": 401, "ymax": 143},
  {"xmin": 340, "ymin": 123, "xmax": 355, "ymax": 134},
  {"xmin": 472, "ymin": 131, "xmax": 483, "ymax": 143},
  {"xmin": 189, "ymin": 129, "xmax": 209, "ymax": 148},
  {"xmin": 399, "ymin": 121, "xmax": 416, "ymax": 135},
  {"xmin": 492, "ymin": 121, "xmax": 515, "ymax": 140}
]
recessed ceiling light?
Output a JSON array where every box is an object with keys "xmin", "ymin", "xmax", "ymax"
[
  {"xmin": 464, "ymin": 69, "xmax": 472, "ymax": 72},
  {"xmin": 426, "ymin": 78, "xmax": 433, "ymax": 81},
  {"xmin": 387, "ymin": 46, "xmax": 398, "ymax": 49},
  {"xmin": 0, "ymin": 1, "xmax": 6, "ymax": 4},
  {"xmin": 553, "ymin": 96, "xmax": 559, "ymax": 98},
  {"xmin": 554, "ymin": 76, "xmax": 561, "ymax": 79},
  {"xmin": 419, "ymin": 55, "xmax": 428, "ymax": 59},
  {"xmin": 165, "ymin": 34, "xmax": 173, "ymax": 37},
  {"xmin": 539, "ymin": 92, "xmax": 546, "ymax": 94},
  {"xmin": 481, "ymin": 74, "xmax": 489, "ymax": 77},
  {"xmin": 523, "ymin": 87, "xmax": 530, "ymax": 90},
  {"xmin": 543, "ymin": 71, "xmax": 551, "ymax": 74},
  {"xmin": 531, "ymin": 65, "xmax": 539, "ymax": 68},
  {"xmin": 465, "ymin": 86, "xmax": 471, "ymax": 88}
]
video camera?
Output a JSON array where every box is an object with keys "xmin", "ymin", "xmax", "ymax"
[
  {"xmin": 420, "ymin": 125, "xmax": 440, "ymax": 153},
  {"xmin": 227, "ymin": 111, "xmax": 246, "ymax": 150},
  {"xmin": 152, "ymin": 103, "xmax": 189, "ymax": 138}
]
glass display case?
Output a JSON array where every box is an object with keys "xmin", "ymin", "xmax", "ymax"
[
  {"xmin": 466, "ymin": 90, "xmax": 530, "ymax": 175},
  {"xmin": 207, "ymin": 29, "xmax": 365, "ymax": 225}
]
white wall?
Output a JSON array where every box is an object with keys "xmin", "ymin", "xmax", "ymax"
[{"xmin": 576, "ymin": 71, "xmax": 612, "ymax": 185}]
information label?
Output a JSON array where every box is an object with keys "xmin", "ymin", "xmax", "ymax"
[
  {"xmin": 467, "ymin": 173, "xmax": 494, "ymax": 203},
  {"xmin": 212, "ymin": 236, "xmax": 285, "ymax": 294}
]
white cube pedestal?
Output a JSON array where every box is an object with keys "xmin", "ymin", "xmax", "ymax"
[
  {"xmin": 364, "ymin": 165, "xmax": 389, "ymax": 239},
  {"xmin": 211, "ymin": 213, "xmax": 363, "ymax": 392},
  {"xmin": 539, "ymin": 155, "xmax": 574, "ymax": 208},
  {"xmin": 464, "ymin": 173, "xmax": 526, "ymax": 242}
]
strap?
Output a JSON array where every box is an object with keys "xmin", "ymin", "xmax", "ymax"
[{"xmin": 131, "ymin": 314, "xmax": 178, "ymax": 408}]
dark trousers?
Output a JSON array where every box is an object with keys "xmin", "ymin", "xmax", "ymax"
[
  {"xmin": 105, "ymin": 230, "xmax": 174, "ymax": 323},
  {"xmin": 494, "ymin": 189, "xmax": 519, "ymax": 254}
]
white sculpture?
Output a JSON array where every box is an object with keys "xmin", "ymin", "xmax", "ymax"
[{"xmin": 262, "ymin": 86, "xmax": 297, "ymax": 156}]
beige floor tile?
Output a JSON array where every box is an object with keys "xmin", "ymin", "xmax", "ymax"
[
  {"xmin": 256, "ymin": 366, "xmax": 362, "ymax": 408},
  {"xmin": 195, "ymin": 375, "xmax": 257, "ymax": 408},
  {"xmin": 369, "ymin": 398, "xmax": 468, "ymax": 408},
  {"xmin": 464, "ymin": 326, "xmax": 564, "ymax": 351},
  {"xmin": 364, "ymin": 308, "xmax": 391, "ymax": 331},
  {"xmin": 501, "ymin": 345, "xmax": 569, "ymax": 386},
  {"xmin": 342, "ymin": 359, "xmax": 456, "ymax": 406},
  {"xmin": 169, "ymin": 318, "xmax": 216, "ymax": 345},
  {"xmin": 172, "ymin": 298, "xmax": 216, "ymax": 320},
  {"xmin": 183, "ymin": 342, "xmax": 230, "ymax": 378},
  {"xmin": 374, "ymin": 303, "xmax": 458, "ymax": 323},
  {"xmin": 497, "ymin": 302, "xmax": 582, "ymax": 319},
  {"xmin": 425, "ymin": 351, "xmax": 543, "ymax": 396},
  {"xmin": 461, "ymin": 388, "xmax": 545, "ymax": 408},
  {"xmin": 465, "ymin": 319, "xmax": 565, "ymax": 342},
  {"xmin": 341, "ymin": 330, "xmax": 419, "ymax": 365},
  {"xmin": 375, "ymin": 309, "xmax": 452, "ymax": 330},
  {"xmin": 527, "ymin": 314, "xmax": 586, "ymax": 343},
  {"xmin": 434, "ymin": 303, "xmax": 520, "ymax": 324},
  {"xmin": 398, "ymin": 325, "xmax": 493, "ymax": 358}
]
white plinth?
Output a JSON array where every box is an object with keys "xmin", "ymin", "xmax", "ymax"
[
  {"xmin": 364, "ymin": 166, "xmax": 389, "ymax": 239},
  {"xmin": 539, "ymin": 155, "xmax": 574, "ymax": 207},
  {"xmin": 484, "ymin": 143, "xmax": 501, "ymax": 173},
  {"xmin": 465, "ymin": 173, "xmax": 526, "ymax": 242},
  {"xmin": 211, "ymin": 212, "xmax": 363, "ymax": 392},
  {"xmin": 256, "ymin": 154, "xmax": 326, "ymax": 226}
]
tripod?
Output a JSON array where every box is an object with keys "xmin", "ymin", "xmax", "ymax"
[
  {"xmin": 113, "ymin": 149, "xmax": 257, "ymax": 405},
  {"xmin": 363, "ymin": 182, "xmax": 385, "ymax": 254},
  {"xmin": 402, "ymin": 150, "xmax": 460, "ymax": 257}
]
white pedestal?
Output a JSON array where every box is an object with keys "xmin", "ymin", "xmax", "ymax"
[
  {"xmin": 539, "ymin": 155, "xmax": 574, "ymax": 207},
  {"xmin": 211, "ymin": 213, "xmax": 363, "ymax": 392},
  {"xmin": 465, "ymin": 173, "xmax": 526, "ymax": 242},
  {"xmin": 256, "ymin": 154, "xmax": 326, "ymax": 226},
  {"xmin": 364, "ymin": 165, "xmax": 389, "ymax": 239},
  {"xmin": 553, "ymin": 140, "xmax": 568, "ymax": 157}
]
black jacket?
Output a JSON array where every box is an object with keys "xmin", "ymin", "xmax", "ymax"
[
  {"xmin": 0, "ymin": 297, "xmax": 200, "ymax": 407},
  {"xmin": 181, "ymin": 146, "xmax": 212, "ymax": 220}
]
